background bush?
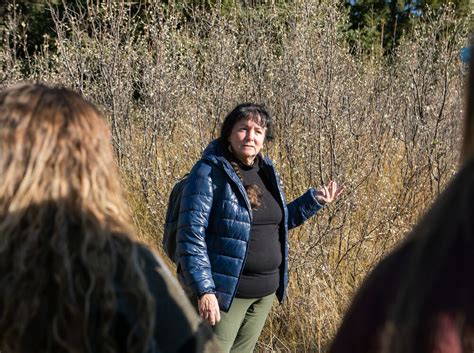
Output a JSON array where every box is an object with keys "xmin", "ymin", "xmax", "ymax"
[{"xmin": 0, "ymin": 1, "xmax": 470, "ymax": 351}]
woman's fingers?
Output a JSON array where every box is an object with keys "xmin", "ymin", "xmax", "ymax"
[
  {"xmin": 329, "ymin": 181, "xmax": 336, "ymax": 198},
  {"xmin": 208, "ymin": 312, "xmax": 216, "ymax": 326},
  {"xmin": 331, "ymin": 182, "xmax": 344, "ymax": 200},
  {"xmin": 209, "ymin": 307, "xmax": 220, "ymax": 326},
  {"xmin": 319, "ymin": 180, "xmax": 345, "ymax": 203},
  {"xmin": 329, "ymin": 180, "xmax": 335, "ymax": 192},
  {"xmin": 335, "ymin": 185, "xmax": 345, "ymax": 198},
  {"xmin": 198, "ymin": 293, "xmax": 220, "ymax": 326},
  {"xmin": 206, "ymin": 302, "xmax": 220, "ymax": 326}
]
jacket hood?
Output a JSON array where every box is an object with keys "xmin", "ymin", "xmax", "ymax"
[{"xmin": 202, "ymin": 139, "xmax": 225, "ymax": 164}]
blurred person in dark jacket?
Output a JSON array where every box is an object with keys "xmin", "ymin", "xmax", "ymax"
[
  {"xmin": 0, "ymin": 83, "xmax": 218, "ymax": 353},
  {"xmin": 177, "ymin": 103, "xmax": 344, "ymax": 352},
  {"xmin": 328, "ymin": 46, "xmax": 474, "ymax": 353}
]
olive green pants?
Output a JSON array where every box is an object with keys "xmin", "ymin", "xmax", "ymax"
[{"xmin": 213, "ymin": 293, "xmax": 275, "ymax": 353}]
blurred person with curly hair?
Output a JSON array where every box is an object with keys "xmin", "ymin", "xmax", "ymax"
[
  {"xmin": 329, "ymin": 45, "xmax": 474, "ymax": 353},
  {"xmin": 0, "ymin": 83, "xmax": 218, "ymax": 353}
]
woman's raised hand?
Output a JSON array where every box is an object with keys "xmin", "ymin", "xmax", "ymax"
[
  {"xmin": 315, "ymin": 180, "xmax": 345, "ymax": 205},
  {"xmin": 198, "ymin": 293, "xmax": 221, "ymax": 326}
]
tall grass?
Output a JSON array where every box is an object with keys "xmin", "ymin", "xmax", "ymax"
[{"xmin": 0, "ymin": 1, "xmax": 469, "ymax": 351}]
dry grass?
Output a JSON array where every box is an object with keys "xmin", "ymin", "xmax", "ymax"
[{"xmin": 0, "ymin": 1, "xmax": 469, "ymax": 351}]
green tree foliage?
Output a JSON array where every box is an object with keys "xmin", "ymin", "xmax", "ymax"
[
  {"xmin": 0, "ymin": 0, "xmax": 470, "ymax": 63},
  {"xmin": 345, "ymin": 0, "xmax": 412, "ymax": 55},
  {"xmin": 0, "ymin": 0, "xmax": 267, "ymax": 59},
  {"xmin": 345, "ymin": 0, "xmax": 470, "ymax": 56},
  {"xmin": 417, "ymin": 0, "xmax": 470, "ymax": 17},
  {"xmin": 0, "ymin": 0, "xmax": 147, "ymax": 64},
  {"xmin": 0, "ymin": 1, "xmax": 64, "ymax": 56}
]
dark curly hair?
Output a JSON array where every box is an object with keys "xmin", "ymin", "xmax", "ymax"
[{"xmin": 219, "ymin": 103, "xmax": 273, "ymax": 210}]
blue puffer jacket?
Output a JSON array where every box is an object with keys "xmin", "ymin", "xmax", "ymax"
[{"xmin": 177, "ymin": 140, "xmax": 323, "ymax": 312}]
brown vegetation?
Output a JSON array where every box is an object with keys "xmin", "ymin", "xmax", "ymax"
[{"xmin": 0, "ymin": 1, "xmax": 469, "ymax": 351}]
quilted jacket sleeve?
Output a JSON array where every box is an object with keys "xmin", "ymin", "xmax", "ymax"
[
  {"xmin": 287, "ymin": 188, "xmax": 324, "ymax": 230},
  {"xmin": 176, "ymin": 161, "xmax": 216, "ymax": 297}
]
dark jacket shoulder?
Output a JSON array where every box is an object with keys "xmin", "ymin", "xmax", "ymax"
[{"xmin": 119, "ymin": 243, "xmax": 219, "ymax": 353}]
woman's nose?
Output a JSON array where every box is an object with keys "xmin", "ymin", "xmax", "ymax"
[{"xmin": 246, "ymin": 130, "xmax": 255, "ymax": 141}]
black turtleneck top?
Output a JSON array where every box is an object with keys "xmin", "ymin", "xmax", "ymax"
[{"xmin": 235, "ymin": 157, "xmax": 283, "ymax": 299}]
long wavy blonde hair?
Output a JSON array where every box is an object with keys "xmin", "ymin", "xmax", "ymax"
[{"xmin": 0, "ymin": 84, "xmax": 154, "ymax": 353}]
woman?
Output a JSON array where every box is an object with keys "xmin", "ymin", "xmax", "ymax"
[
  {"xmin": 177, "ymin": 103, "xmax": 344, "ymax": 352},
  {"xmin": 0, "ymin": 83, "xmax": 217, "ymax": 353},
  {"xmin": 328, "ymin": 47, "xmax": 474, "ymax": 353}
]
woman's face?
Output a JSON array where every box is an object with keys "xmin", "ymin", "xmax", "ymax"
[{"xmin": 228, "ymin": 118, "xmax": 266, "ymax": 166}]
